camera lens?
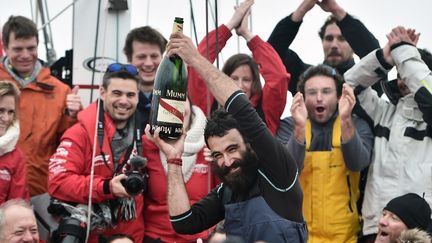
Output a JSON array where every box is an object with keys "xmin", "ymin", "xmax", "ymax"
[{"xmin": 123, "ymin": 173, "xmax": 145, "ymax": 195}]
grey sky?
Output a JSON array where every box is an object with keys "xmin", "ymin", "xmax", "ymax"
[{"xmin": 2, "ymin": 0, "xmax": 431, "ymax": 64}]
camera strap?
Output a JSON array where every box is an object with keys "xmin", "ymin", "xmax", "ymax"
[
  {"xmin": 97, "ymin": 100, "xmax": 143, "ymax": 175},
  {"xmin": 97, "ymin": 101, "xmax": 146, "ymax": 222}
]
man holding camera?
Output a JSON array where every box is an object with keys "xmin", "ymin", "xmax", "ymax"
[{"xmin": 47, "ymin": 64, "xmax": 145, "ymax": 243}]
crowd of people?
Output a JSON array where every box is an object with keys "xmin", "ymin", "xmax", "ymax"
[{"xmin": 1, "ymin": 0, "xmax": 432, "ymax": 242}]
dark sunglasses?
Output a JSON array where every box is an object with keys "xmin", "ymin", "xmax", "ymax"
[{"xmin": 106, "ymin": 63, "xmax": 139, "ymax": 75}]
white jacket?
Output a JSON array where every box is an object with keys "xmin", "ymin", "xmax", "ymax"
[{"xmin": 344, "ymin": 44, "xmax": 432, "ymax": 235}]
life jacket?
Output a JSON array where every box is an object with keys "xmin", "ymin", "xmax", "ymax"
[{"xmin": 302, "ymin": 116, "xmax": 360, "ymax": 243}]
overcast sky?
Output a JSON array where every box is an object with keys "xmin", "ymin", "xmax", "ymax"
[
  {"xmin": 2, "ymin": 0, "xmax": 431, "ymax": 65},
  {"xmin": 2, "ymin": 0, "xmax": 431, "ymax": 113}
]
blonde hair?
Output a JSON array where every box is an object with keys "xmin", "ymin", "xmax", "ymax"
[{"xmin": 0, "ymin": 80, "xmax": 20, "ymax": 121}]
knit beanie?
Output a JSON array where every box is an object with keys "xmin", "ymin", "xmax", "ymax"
[{"xmin": 384, "ymin": 193, "xmax": 432, "ymax": 230}]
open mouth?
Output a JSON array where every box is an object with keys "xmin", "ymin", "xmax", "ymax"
[
  {"xmin": 376, "ymin": 230, "xmax": 390, "ymax": 242},
  {"xmin": 316, "ymin": 106, "xmax": 325, "ymax": 113}
]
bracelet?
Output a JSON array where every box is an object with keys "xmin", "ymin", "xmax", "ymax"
[{"xmin": 167, "ymin": 158, "xmax": 183, "ymax": 166}]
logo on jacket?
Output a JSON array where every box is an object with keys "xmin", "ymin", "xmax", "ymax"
[
  {"xmin": 94, "ymin": 154, "xmax": 111, "ymax": 167},
  {"xmin": 0, "ymin": 169, "xmax": 11, "ymax": 181},
  {"xmin": 193, "ymin": 164, "xmax": 209, "ymax": 174}
]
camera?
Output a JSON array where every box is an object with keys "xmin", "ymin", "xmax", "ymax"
[
  {"xmin": 48, "ymin": 200, "xmax": 112, "ymax": 243},
  {"xmin": 121, "ymin": 156, "xmax": 148, "ymax": 196}
]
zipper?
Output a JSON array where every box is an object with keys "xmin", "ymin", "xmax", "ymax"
[{"xmin": 346, "ymin": 175, "xmax": 353, "ymax": 212}]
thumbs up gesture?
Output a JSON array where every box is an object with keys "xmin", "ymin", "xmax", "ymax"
[{"xmin": 66, "ymin": 86, "xmax": 83, "ymax": 118}]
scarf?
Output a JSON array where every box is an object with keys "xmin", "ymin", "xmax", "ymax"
[
  {"xmin": 0, "ymin": 121, "xmax": 19, "ymax": 156},
  {"xmin": 159, "ymin": 106, "xmax": 207, "ymax": 182},
  {"xmin": 3, "ymin": 57, "xmax": 42, "ymax": 87}
]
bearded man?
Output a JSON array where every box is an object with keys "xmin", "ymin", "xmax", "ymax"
[{"xmin": 145, "ymin": 30, "xmax": 306, "ymax": 243}]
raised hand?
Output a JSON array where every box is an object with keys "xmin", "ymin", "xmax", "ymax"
[
  {"xmin": 66, "ymin": 85, "xmax": 82, "ymax": 118},
  {"xmin": 203, "ymin": 147, "xmax": 214, "ymax": 163},
  {"xmin": 235, "ymin": 8, "xmax": 254, "ymax": 42},
  {"xmin": 291, "ymin": 92, "xmax": 307, "ymax": 143},
  {"xmin": 292, "ymin": 0, "xmax": 319, "ymax": 22},
  {"xmin": 226, "ymin": 0, "xmax": 254, "ymax": 31},
  {"xmin": 317, "ymin": 0, "xmax": 346, "ymax": 20},
  {"xmin": 406, "ymin": 28, "xmax": 420, "ymax": 45},
  {"xmin": 387, "ymin": 26, "xmax": 419, "ymax": 47},
  {"xmin": 167, "ymin": 32, "xmax": 200, "ymax": 66},
  {"xmin": 145, "ymin": 124, "xmax": 186, "ymax": 160},
  {"xmin": 338, "ymin": 83, "xmax": 355, "ymax": 122},
  {"xmin": 384, "ymin": 26, "xmax": 420, "ymax": 66}
]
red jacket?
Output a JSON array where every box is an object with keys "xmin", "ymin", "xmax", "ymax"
[
  {"xmin": 48, "ymin": 102, "xmax": 144, "ymax": 243},
  {"xmin": 143, "ymin": 107, "xmax": 219, "ymax": 242},
  {"xmin": 0, "ymin": 149, "xmax": 29, "ymax": 204},
  {"xmin": 0, "ymin": 37, "xmax": 3, "ymax": 57},
  {"xmin": 0, "ymin": 122, "xmax": 30, "ymax": 203},
  {"xmin": 0, "ymin": 63, "xmax": 76, "ymax": 196},
  {"xmin": 187, "ymin": 24, "xmax": 290, "ymax": 134}
]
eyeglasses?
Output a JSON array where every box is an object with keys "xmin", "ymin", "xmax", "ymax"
[
  {"xmin": 106, "ymin": 63, "xmax": 139, "ymax": 75},
  {"xmin": 304, "ymin": 88, "xmax": 336, "ymax": 97}
]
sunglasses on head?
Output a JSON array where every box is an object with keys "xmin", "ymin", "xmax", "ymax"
[{"xmin": 106, "ymin": 63, "xmax": 139, "ymax": 75}]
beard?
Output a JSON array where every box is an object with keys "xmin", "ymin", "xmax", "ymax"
[{"xmin": 211, "ymin": 145, "xmax": 259, "ymax": 194}]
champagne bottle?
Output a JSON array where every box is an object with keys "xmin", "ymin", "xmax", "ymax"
[{"xmin": 149, "ymin": 17, "xmax": 188, "ymax": 139}]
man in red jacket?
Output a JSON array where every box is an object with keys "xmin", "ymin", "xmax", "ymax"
[{"xmin": 48, "ymin": 65, "xmax": 145, "ymax": 243}]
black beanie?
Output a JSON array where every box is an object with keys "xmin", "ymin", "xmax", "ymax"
[{"xmin": 384, "ymin": 193, "xmax": 432, "ymax": 230}]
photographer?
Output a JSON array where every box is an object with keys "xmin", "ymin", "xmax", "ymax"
[{"xmin": 47, "ymin": 64, "xmax": 146, "ymax": 243}]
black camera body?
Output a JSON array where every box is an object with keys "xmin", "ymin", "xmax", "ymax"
[
  {"xmin": 48, "ymin": 200, "xmax": 112, "ymax": 243},
  {"xmin": 51, "ymin": 217, "xmax": 86, "ymax": 243},
  {"xmin": 122, "ymin": 156, "xmax": 148, "ymax": 196}
]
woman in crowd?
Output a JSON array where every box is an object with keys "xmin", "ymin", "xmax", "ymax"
[
  {"xmin": 0, "ymin": 80, "xmax": 29, "ymax": 203},
  {"xmin": 188, "ymin": 0, "xmax": 289, "ymax": 134}
]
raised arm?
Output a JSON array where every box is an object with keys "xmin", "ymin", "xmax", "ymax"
[
  {"xmin": 188, "ymin": 0, "xmax": 253, "ymax": 115},
  {"xmin": 386, "ymin": 26, "xmax": 432, "ymax": 125},
  {"xmin": 317, "ymin": 0, "xmax": 346, "ymax": 20},
  {"xmin": 268, "ymin": 0, "xmax": 317, "ymax": 55},
  {"xmin": 318, "ymin": 0, "xmax": 380, "ymax": 59},
  {"xmin": 169, "ymin": 33, "xmax": 241, "ymax": 106},
  {"xmin": 318, "ymin": 0, "xmax": 382, "ymax": 96},
  {"xmin": 237, "ymin": 6, "xmax": 290, "ymax": 134},
  {"xmin": 169, "ymin": 32, "xmax": 300, "ymax": 211},
  {"xmin": 267, "ymin": 0, "xmax": 317, "ymax": 60},
  {"xmin": 267, "ymin": 0, "xmax": 316, "ymax": 94},
  {"xmin": 344, "ymin": 48, "xmax": 392, "ymax": 125}
]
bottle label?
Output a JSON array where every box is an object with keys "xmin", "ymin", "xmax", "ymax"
[
  {"xmin": 172, "ymin": 22, "xmax": 183, "ymax": 33},
  {"xmin": 157, "ymin": 98, "xmax": 185, "ymax": 124}
]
